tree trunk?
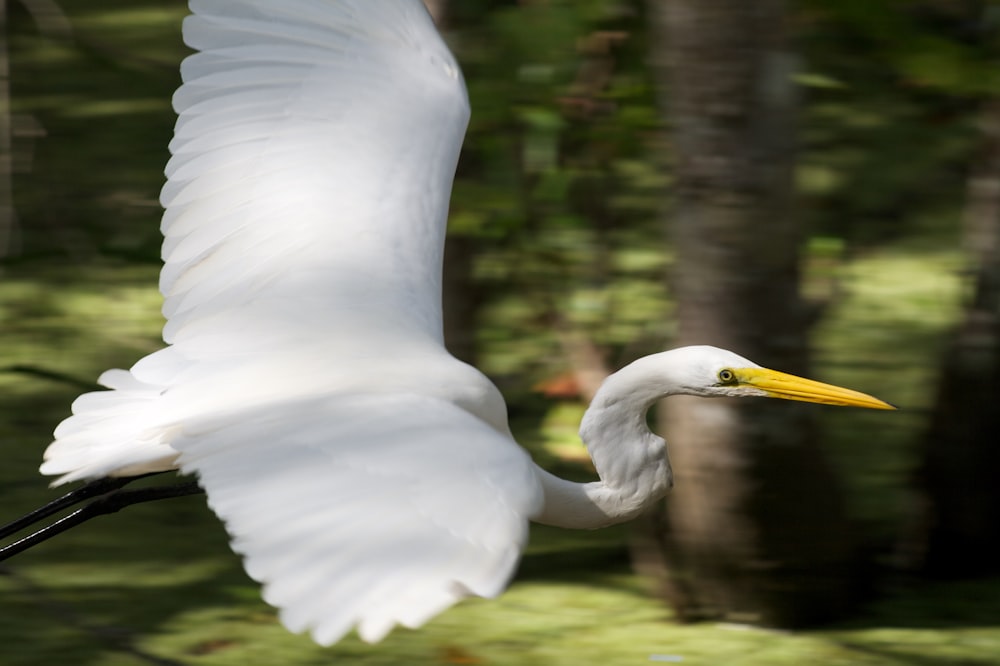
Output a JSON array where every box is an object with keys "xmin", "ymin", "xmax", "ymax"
[
  {"xmin": 912, "ymin": 100, "xmax": 1000, "ymax": 577},
  {"xmin": 635, "ymin": 0, "xmax": 858, "ymax": 627}
]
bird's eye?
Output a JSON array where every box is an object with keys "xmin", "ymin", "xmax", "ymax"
[{"xmin": 718, "ymin": 369, "xmax": 736, "ymax": 384}]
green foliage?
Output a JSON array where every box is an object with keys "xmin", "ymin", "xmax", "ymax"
[
  {"xmin": 813, "ymin": 248, "xmax": 964, "ymax": 534},
  {"xmin": 794, "ymin": 0, "xmax": 991, "ymax": 245},
  {"xmin": 6, "ymin": 0, "xmax": 185, "ymax": 261},
  {"xmin": 446, "ymin": 1, "xmax": 668, "ymax": 382}
]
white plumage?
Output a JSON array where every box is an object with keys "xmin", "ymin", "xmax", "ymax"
[
  {"xmin": 39, "ymin": 0, "xmax": 893, "ymax": 647},
  {"xmin": 43, "ymin": 0, "xmax": 535, "ymax": 644},
  {"xmin": 175, "ymin": 392, "xmax": 539, "ymax": 644}
]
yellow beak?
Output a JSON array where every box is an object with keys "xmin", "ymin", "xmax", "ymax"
[{"xmin": 737, "ymin": 367, "xmax": 896, "ymax": 410}]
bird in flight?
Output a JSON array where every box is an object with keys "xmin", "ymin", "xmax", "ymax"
[{"xmin": 5, "ymin": 0, "xmax": 893, "ymax": 647}]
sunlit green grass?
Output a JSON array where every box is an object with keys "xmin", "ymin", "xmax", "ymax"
[{"xmin": 813, "ymin": 249, "xmax": 964, "ymax": 532}]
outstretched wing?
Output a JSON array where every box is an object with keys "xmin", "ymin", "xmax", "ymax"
[
  {"xmin": 46, "ymin": 0, "xmax": 543, "ymax": 645},
  {"xmin": 161, "ymin": 0, "xmax": 469, "ymax": 349},
  {"xmin": 155, "ymin": 0, "xmax": 541, "ymax": 646},
  {"xmin": 42, "ymin": 0, "xmax": 473, "ymax": 481},
  {"xmin": 174, "ymin": 393, "xmax": 542, "ymax": 645}
]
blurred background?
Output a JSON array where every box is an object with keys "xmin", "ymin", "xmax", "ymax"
[{"xmin": 1, "ymin": 0, "xmax": 998, "ymax": 664}]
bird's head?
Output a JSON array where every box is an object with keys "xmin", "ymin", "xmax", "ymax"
[{"xmin": 671, "ymin": 345, "xmax": 895, "ymax": 410}]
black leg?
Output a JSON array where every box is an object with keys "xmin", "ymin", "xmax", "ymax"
[
  {"xmin": 0, "ymin": 476, "xmax": 137, "ymax": 541},
  {"xmin": 0, "ymin": 475, "xmax": 204, "ymax": 562}
]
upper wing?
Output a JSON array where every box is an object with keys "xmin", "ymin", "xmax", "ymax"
[
  {"xmin": 41, "ymin": 0, "xmax": 472, "ymax": 482},
  {"xmin": 161, "ymin": 0, "xmax": 469, "ymax": 348},
  {"xmin": 174, "ymin": 392, "xmax": 543, "ymax": 645}
]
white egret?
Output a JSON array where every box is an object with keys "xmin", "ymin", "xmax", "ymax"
[{"xmin": 26, "ymin": 0, "xmax": 893, "ymax": 647}]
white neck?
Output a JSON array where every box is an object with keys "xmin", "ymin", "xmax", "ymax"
[{"xmin": 531, "ymin": 351, "xmax": 688, "ymax": 529}]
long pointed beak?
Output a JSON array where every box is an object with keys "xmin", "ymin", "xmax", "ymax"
[{"xmin": 737, "ymin": 367, "xmax": 896, "ymax": 410}]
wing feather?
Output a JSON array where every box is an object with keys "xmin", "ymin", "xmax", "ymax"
[
  {"xmin": 174, "ymin": 393, "xmax": 543, "ymax": 646},
  {"xmin": 162, "ymin": 0, "xmax": 469, "ymax": 347}
]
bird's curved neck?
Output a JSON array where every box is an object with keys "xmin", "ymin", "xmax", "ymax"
[{"xmin": 533, "ymin": 352, "xmax": 683, "ymax": 529}]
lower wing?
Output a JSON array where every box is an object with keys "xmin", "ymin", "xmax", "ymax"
[{"xmin": 173, "ymin": 391, "xmax": 543, "ymax": 645}]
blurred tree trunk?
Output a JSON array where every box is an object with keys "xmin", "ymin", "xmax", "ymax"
[
  {"xmin": 633, "ymin": 0, "xmax": 858, "ymax": 627},
  {"xmin": 913, "ymin": 100, "xmax": 1000, "ymax": 577}
]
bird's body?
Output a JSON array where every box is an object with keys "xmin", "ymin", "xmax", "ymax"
[{"xmin": 36, "ymin": 0, "xmax": 893, "ymax": 647}]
